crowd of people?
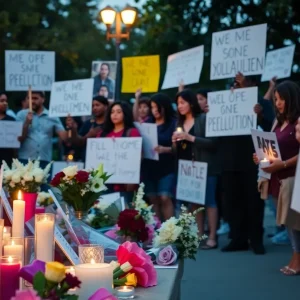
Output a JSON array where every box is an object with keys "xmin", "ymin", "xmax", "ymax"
[{"xmin": 1, "ymin": 71, "xmax": 300, "ymax": 275}]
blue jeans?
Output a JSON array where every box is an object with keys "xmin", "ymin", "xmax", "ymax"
[
  {"xmin": 288, "ymin": 228, "xmax": 300, "ymax": 253},
  {"xmin": 144, "ymin": 173, "xmax": 176, "ymax": 198}
]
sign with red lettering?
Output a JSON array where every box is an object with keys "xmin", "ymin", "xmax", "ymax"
[{"xmin": 176, "ymin": 160, "xmax": 207, "ymax": 205}]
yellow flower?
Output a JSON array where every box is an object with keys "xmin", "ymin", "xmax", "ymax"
[
  {"xmin": 96, "ymin": 163, "xmax": 104, "ymax": 177},
  {"xmin": 45, "ymin": 262, "xmax": 66, "ymax": 283},
  {"xmin": 125, "ymin": 273, "xmax": 137, "ymax": 287}
]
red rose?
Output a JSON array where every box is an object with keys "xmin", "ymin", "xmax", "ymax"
[
  {"xmin": 75, "ymin": 170, "xmax": 89, "ymax": 183},
  {"xmin": 62, "ymin": 273, "xmax": 81, "ymax": 289},
  {"xmin": 50, "ymin": 172, "xmax": 64, "ymax": 187}
]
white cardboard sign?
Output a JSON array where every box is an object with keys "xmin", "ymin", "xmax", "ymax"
[
  {"xmin": 134, "ymin": 122, "xmax": 158, "ymax": 160},
  {"xmin": 51, "ymin": 161, "xmax": 84, "ymax": 179},
  {"xmin": 291, "ymin": 150, "xmax": 300, "ymax": 213},
  {"xmin": 206, "ymin": 87, "xmax": 258, "ymax": 137},
  {"xmin": 176, "ymin": 160, "xmax": 207, "ymax": 205},
  {"xmin": 0, "ymin": 121, "xmax": 23, "ymax": 148},
  {"xmin": 162, "ymin": 46, "xmax": 204, "ymax": 89},
  {"xmin": 210, "ymin": 24, "xmax": 267, "ymax": 80},
  {"xmin": 261, "ymin": 45, "xmax": 295, "ymax": 82},
  {"xmin": 85, "ymin": 137, "xmax": 142, "ymax": 184},
  {"xmin": 5, "ymin": 50, "xmax": 55, "ymax": 91},
  {"xmin": 49, "ymin": 79, "xmax": 94, "ymax": 117}
]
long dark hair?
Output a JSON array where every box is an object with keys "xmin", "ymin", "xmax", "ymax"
[
  {"xmin": 175, "ymin": 89, "xmax": 201, "ymax": 126},
  {"xmin": 150, "ymin": 93, "xmax": 175, "ymax": 125},
  {"xmin": 101, "ymin": 101, "xmax": 134, "ymax": 136},
  {"xmin": 274, "ymin": 81, "xmax": 300, "ymax": 125}
]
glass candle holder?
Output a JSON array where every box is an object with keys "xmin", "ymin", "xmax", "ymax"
[
  {"xmin": 35, "ymin": 213, "xmax": 55, "ymax": 262},
  {"xmin": 24, "ymin": 236, "xmax": 35, "ymax": 288},
  {"xmin": 3, "ymin": 226, "xmax": 12, "ymax": 243},
  {"xmin": 3, "ymin": 237, "xmax": 24, "ymax": 265},
  {"xmin": 0, "ymin": 256, "xmax": 21, "ymax": 300},
  {"xmin": 115, "ymin": 286, "xmax": 135, "ymax": 299},
  {"xmin": 0, "ymin": 219, "xmax": 4, "ymax": 256},
  {"xmin": 78, "ymin": 244, "xmax": 104, "ymax": 264}
]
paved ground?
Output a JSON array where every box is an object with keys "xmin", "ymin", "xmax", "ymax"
[{"xmin": 181, "ymin": 205, "xmax": 299, "ymax": 300}]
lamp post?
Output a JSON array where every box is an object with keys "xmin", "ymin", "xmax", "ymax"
[{"xmin": 99, "ymin": 5, "xmax": 137, "ymax": 101}]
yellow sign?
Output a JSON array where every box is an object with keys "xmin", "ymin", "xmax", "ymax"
[{"xmin": 121, "ymin": 55, "xmax": 160, "ymax": 93}]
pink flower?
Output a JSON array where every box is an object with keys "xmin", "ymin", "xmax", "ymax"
[
  {"xmin": 154, "ymin": 216, "xmax": 161, "ymax": 229},
  {"xmin": 88, "ymin": 288, "xmax": 118, "ymax": 300},
  {"xmin": 116, "ymin": 241, "xmax": 157, "ymax": 287},
  {"xmin": 105, "ymin": 225, "xmax": 120, "ymax": 240},
  {"xmin": 146, "ymin": 224, "xmax": 155, "ymax": 244},
  {"xmin": 11, "ymin": 290, "xmax": 41, "ymax": 300},
  {"xmin": 156, "ymin": 245, "xmax": 178, "ymax": 266}
]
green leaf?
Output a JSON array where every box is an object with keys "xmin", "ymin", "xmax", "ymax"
[
  {"xmin": 33, "ymin": 272, "xmax": 46, "ymax": 297},
  {"xmin": 62, "ymin": 295, "xmax": 79, "ymax": 300}
]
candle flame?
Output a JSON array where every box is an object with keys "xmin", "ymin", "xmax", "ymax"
[
  {"xmin": 262, "ymin": 158, "xmax": 268, "ymax": 162},
  {"xmin": 67, "ymin": 154, "xmax": 74, "ymax": 161},
  {"xmin": 11, "ymin": 240, "xmax": 15, "ymax": 246},
  {"xmin": 176, "ymin": 127, "xmax": 183, "ymax": 132},
  {"xmin": 8, "ymin": 256, "xmax": 13, "ymax": 263},
  {"xmin": 17, "ymin": 190, "xmax": 22, "ymax": 200},
  {"xmin": 91, "ymin": 259, "xmax": 95, "ymax": 264}
]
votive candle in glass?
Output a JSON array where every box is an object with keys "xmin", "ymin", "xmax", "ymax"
[
  {"xmin": 78, "ymin": 244, "xmax": 104, "ymax": 264},
  {"xmin": 115, "ymin": 286, "xmax": 135, "ymax": 299},
  {"xmin": 35, "ymin": 213, "xmax": 55, "ymax": 262},
  {"xmin": 3, "ymin": 238, "xmax": 24, "ymax": 265}
]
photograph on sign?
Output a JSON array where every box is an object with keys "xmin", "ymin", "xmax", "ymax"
[
  {"xmin": 85, "ymin": 137, "xmax": 142, "ymax": 184},
  {"xmin": 261, "ymin": 45, "xmax": 295, "ymax": 82},
  {"xmin": 5, "ymin": 50, "xmax": 55, "ymax": 91},
  {"xmin": 210, "ymin": 24, "xmax": 267, "ymax": 80},
  {"xmin": 49, "ymin": 79, "xmax": 94, "ymax": 117},
  {"xmin": 205, "ymin": 87, "xmax": 258, "ymax": 137},
  {"xmin": 176, "ymin": 160, "xmax": 207, "ymax": 205},
  {"xmin": 161, "ymin": 46, "xmax": 204, "ymax": 89},
  {"xmin": 91, "ymin": 61, "xmax": 117, "ymax": 101},
  {"xmin": 121, "ymin": 55, "xmax": 160, "ymax": 93},
  {"xmin": 0, "ymin": 121, "xmax": 23, "ymax": 148},
  {"xmin": 134, "ymin": 122, "xmax": 159, "ymax": 160}
]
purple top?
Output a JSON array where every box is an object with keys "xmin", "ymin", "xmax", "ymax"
[{"xmin": 270, "ymin": 122, "xmax": 299, "ymax": 198}]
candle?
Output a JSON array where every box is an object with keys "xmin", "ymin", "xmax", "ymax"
[
  {"xmin": 35, "ymin": 213, "xmax": 55, "ymax": 262},
  {"xmin": 0, "ymin": 219, "xmax": 4, "ymax": 256},
  {"xmin": 3, "ymin": 238, "xmax": 24, "ymax": 264},
  {"xmin": 0, "ymin": 256, "xmax": 21, "ymax": 300},
  {"xmin": 114, "ymin": 286, "xmax": 135, "ymax": 299},
  {"xmin": 12, "ymin": 191, "xmax": 25, "ymax": 238},
  {"xmin": 176, "ymin": 127, "xmax": 183, "ymax": 133},
  {"xmin": 260, "ymin": 158, "xmax": 270, "ymax": 168},
  {"xmin": 28, "ymin": 85, "xmax": 32, "ymax": 112},
  {"xmin": 35, "ymin": 206, "xmax": 45, "ymax": 214},
  {"xmin": 78, "ymin": 244, "xmax": 104, "ymax": 264},
  {"xmin": 3, "ymin": 226, "xmax": 11, "ymax": 242},
  {"xmin": 74, "ymin": 261, "xmax": 113, "ymax": 300}
]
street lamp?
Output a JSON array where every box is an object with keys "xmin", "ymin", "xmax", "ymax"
[{"xmin": 99, "ymin": 5, "xmax": 137, "ymax": 100}]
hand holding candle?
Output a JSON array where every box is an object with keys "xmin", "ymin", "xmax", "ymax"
[{"xmin": 260, "ymin": 158, "xmax": 270, "ymax": 168}]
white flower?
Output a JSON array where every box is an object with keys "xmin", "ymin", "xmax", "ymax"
[
  {"xmin": 3, "ymin": 170, "xmax": 14, "ymax": 181},
  {"xmin": 9, "ymin": 181, "xmax": 15, "ymax": 188},
  {"xmin": 23, "ymin": 172, "xmax": 34, "ymax": 182},
  {"xmin": 11, "ymin": 171, "xmax": 21, "ymax": 183},
  {"xmin": 91, "ymin": 178, "xmax": 107, "ymax": 193},
  {"xmin": 32, "ymin": 168, "xmax": 44, "ymax": 183},
  {"xmin": 37, "ymin": 192, "xmax": 52, "ymax": 205},
  {"xmin": 62, "ymin": 165, "xmax": 78, "ymax": 178}
]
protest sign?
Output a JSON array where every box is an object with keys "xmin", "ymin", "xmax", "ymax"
[
  {"xmin": 134, "ymin": 122, "xmax": 158, "ymax": 160},
  {"xmin": 210, "ymin": 24, "xmax": 267, "ymax": 80},
  {"xmin": 206, "ymin": 87, "xmax": 257, "ymax": 137},
  {"xmin": 121, "ymin": 55, "xmax": 160, "ymax": 93},
  {"xmin": 161, "ymin": 46, "xmax": 204, "ymax": 89},
  {"xmin": 5, "ymin": 50, "xmax": 55, "ymax": 91},
  {"xmin": 49, "ymin": 79, "xmax": 93, "ymax": 117},
  {"xmin": 291, "ymin": 151, "xmax": 300, "ymax": 213},
  {"xmin": 0, "ymin": 121, "xmax": 23, "ymax": 148},
  {"xmin": 176, "ymin": 160, "xmax": 207, "ymax": 205},
  {"xmin": 85, "ymin": 137, "xmax": 142, "ymax": 184},
  {"xmin": 261, "ymin": 45, "xmax": 295, "ymax": 82},
  {"xmin": 51, "ymin": 162, "xmax": 84, "ymax": 179}
]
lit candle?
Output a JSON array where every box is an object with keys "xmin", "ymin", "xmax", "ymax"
[
  {"xmin": 28, "ymin": 85, "xmax": 32, "ymax": 112},
  {"xmin": 0, "ymin": 219, "xmax": 4, "ymax": 256},
  {"xmin": 114, "ymin": 286, "xmax": 135, "ymax": 299},
  {"xmin": 3, "ymin": 238, "xmax": 24, "ymax": 264},
  {"xmin": 0, "ymin": 256, "xmax": 21, "ymax": 300},
  {"xmin": 260, "ymin": 158, "xmax": 270, "ymax": 168},
  {"xmin": 74, "ymin": 261, "xmax": 113, "ymax": 300},
  {"xmin": 176, "ymin": 127, "xmax": 183, "ymax": 133},
  {"xmin": 35, "ymin": 213, "xmax": 55, "ymax": 262},
  {"xmin": 12, "ymin": 191, "xmax": 25, "ymax": 237},
  {"xmin": 3, "ymin": 226, "xmax": 11, "ymax": 242}
]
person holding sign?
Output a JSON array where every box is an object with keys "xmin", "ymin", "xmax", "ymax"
[
  {"xmin": 17, "ymin": 91, "xmax": 68, "ymax": 170},
  {"xmin": 133, "ymin": 89, "xmax": 151, "ymax": 123},
  {"xmin": 296, "ymin": 118, "xmax": 300, "ymax": 144},
  {"xmin": 172, "ymin": 89, "xmax": 221, "ymax": 249},
  {"xmin": 142, "ymin": 93, "xmax": 176, "ymax": 220},
  {"xmin": 254, "ymin": 81, "xmax": 300, "ymax": 275}
]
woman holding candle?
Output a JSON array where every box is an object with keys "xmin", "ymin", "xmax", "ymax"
[
  {"xmin": 254, "ymin": 80, "xmax": 300, "ymax": 275},
  {"xmin": 142, "ymin": 93, "xmax": 176, "ymax": 220},
  {"xmin": 172, "ymin": 89, "xmax": 221, "ymax": 249}
]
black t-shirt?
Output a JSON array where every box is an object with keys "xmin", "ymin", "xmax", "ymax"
[
  {"xmin": 0, "ymin": 115, "xmax": 16, "ymax": 166},
  {"xmin": 176, "ymin": 125, "xmax": 195, "ymax": 161}
]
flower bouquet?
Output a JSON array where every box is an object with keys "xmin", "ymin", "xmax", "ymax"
[
  {"xmin": 50, "ymin": 164, "xmax": 110, "ymax": 216},
  {"xmin": 37, "ymin": 192, "xmax": 54, "ymax": 207}
]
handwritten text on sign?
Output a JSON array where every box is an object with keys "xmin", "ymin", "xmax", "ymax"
[
  {"xmin": 261, "ymin": 45, "xmax": 295, "ymax": 82},
  {"xmin": 85, "ymin": 138, "xmax": 142, "ymax": 184},
  {"xmin": 206, "ymin": 87, "xmax": 257, "ymax": 137},
  {"xmin": 49, "ymin": 79, "xmax": 93, "ymax": 117},
  {"xmin": 5, "ymin": 50, "xmax": 55, "ymax": 91},
  {"xmin": 162, "ymin": 46, "xmax": 204, "ymax": 89},
  {"xmin": 176, "ymin": 160, "xmax": 207, "ymax": 205},
  {"xmin": 210, "ymin": 24, "xmax": 267, "ymax": 80},
  {"xmin": 121, "ymin": 55, "xmax": 160, "ymax": 93},
  {"xmin": 134, "ymin": 122, "xmax": 158, "ymax": 160},
  {"xmin": 0, "ymin": 121, "xmax": 23, "ymax": 148}
]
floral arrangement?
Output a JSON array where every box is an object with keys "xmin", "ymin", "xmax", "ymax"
[
  {"xmin": 153, "ymin": 205, "xmax": 205, "ymax": 260},
  {"xmin": 37, "ymin": 192, "xmax": 54, "ymax": 207},
  {"xmin": 50, "ymin": 164, "xmax": 110, "ymax": 212},
  {"xmin": 2, "ymin": 159, "xmax": 52, "ymax": 193},
  {"xmin": 19, "ymin": 260, "xmax": 81, "ymax": 300},
  {"xmin": 111, "ymin": 241, "xmax": 157, "ymax": 288}
]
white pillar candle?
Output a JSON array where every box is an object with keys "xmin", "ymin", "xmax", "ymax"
[
  {"xmin": 74, "ymin": 262, "xmax": 113, "ymax": 300},
  {"xmin": 3, "ymin": 238, "xmax": 24, "ymax": 264},
  {"xmin": 35, "ymin": 214, "xmax": 55, "ymax": 262},
  {"xmin": 12, "ymin": 200, "xmax": 25, "ymax": 238}
]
